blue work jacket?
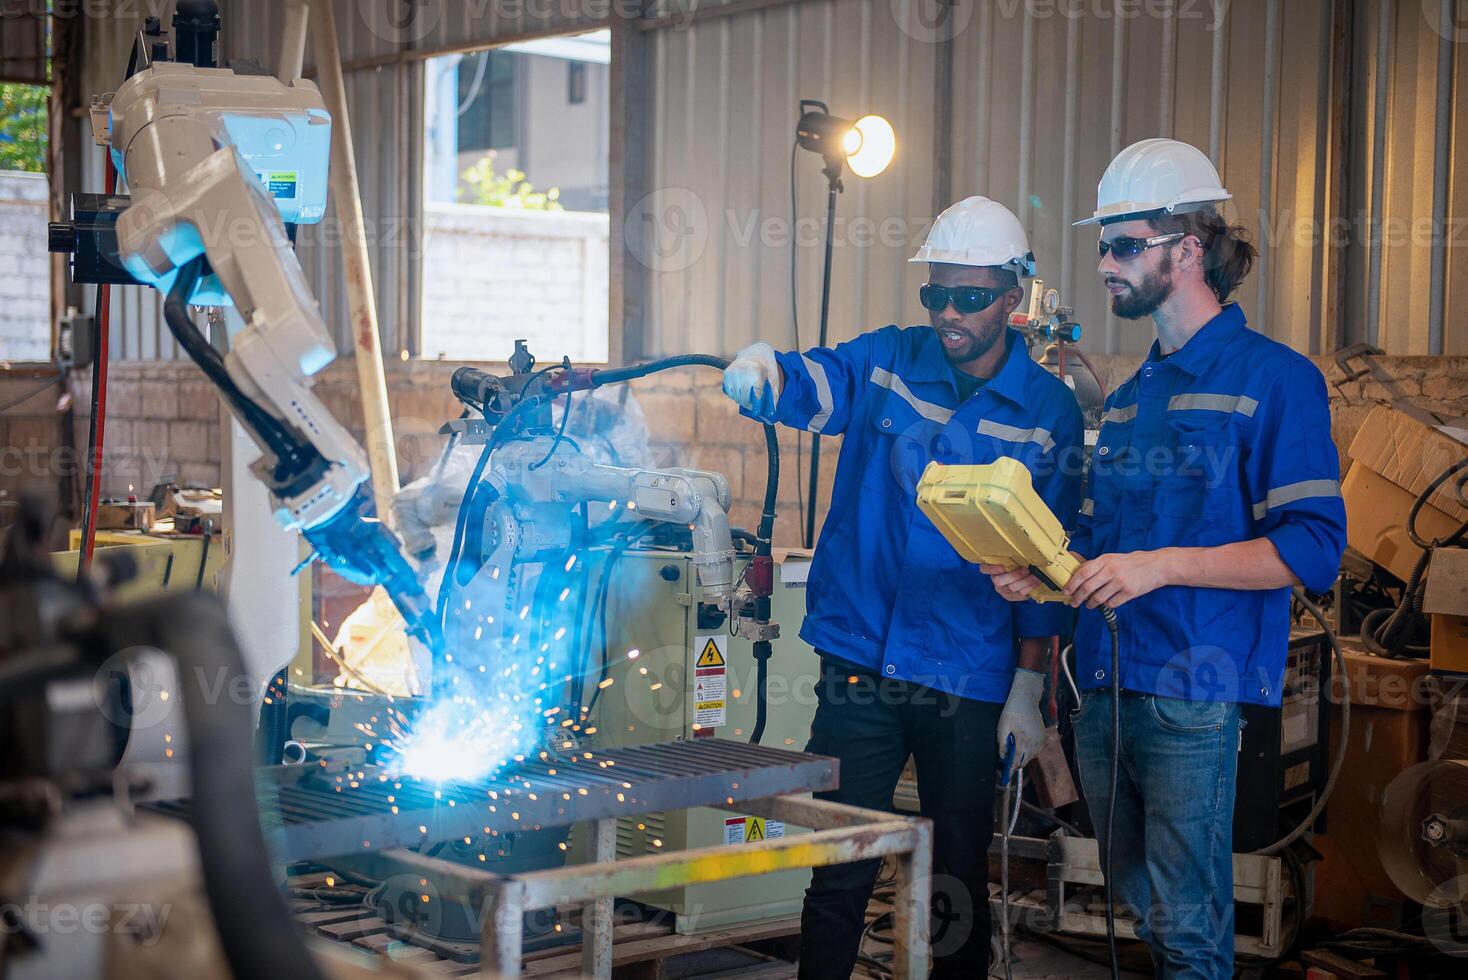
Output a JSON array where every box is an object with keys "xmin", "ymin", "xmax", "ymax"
[
  {"xmin": 1070, "ymin": 304, "xmax": 1347, "ymax": 707},
  {"xmin": 751, "ymin": 325, "xmax": 1085, "ymax": 703}
]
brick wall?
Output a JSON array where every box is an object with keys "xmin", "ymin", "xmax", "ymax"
[
  {"xmin": 0, "ymin": 372, "xmax": 69, "ymax": 528},
  {"xmin": 0, "ymin": 170, "xmax": 51, "ymax": 361},
  {"xmin": 420, "ymin": 205, "xmax": 609, "ymax": 363},
  {"xmin": 38, "ymin": 349, "xmax": 1468, "ymax": 551}
]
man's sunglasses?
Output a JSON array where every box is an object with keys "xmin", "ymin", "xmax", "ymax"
[
  {"xmin": 1097, "ymin": 232, "xmax": 1185, "ymax": 260},
  {"xmin": 919, "ymin": 283, "xmax": 1005, "ymax": 315}
]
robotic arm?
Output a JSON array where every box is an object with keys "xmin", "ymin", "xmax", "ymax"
[
  {"xmin": 433, "ymin": 434, "xmax": 738, "ymax": 657},
  {"xmin": 82, "ymin": 61, "xmax": 437, "ymax": 648}
]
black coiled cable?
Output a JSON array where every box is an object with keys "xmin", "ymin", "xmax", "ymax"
[{"xmin": 1098, "ymin": 603, "xmax": 1121, "ymax": 980}]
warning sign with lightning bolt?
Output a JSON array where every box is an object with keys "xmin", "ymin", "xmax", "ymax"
[{"xmin": 694, "ymin": 634, "xmax": 727, "ymax": 729}]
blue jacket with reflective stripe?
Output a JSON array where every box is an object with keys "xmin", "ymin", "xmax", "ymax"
[
  {"xmin": 750, "ymin": 325, "xmax": 1085, "ymax": 702},
  {"xmin": 1069, "ymin": 304, "xmax": 1347, "ymax": 707}
]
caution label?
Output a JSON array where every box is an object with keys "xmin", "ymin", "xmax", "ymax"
[
  {"xmin": 694, "ymin": 634, "xmax": 727, "ymax": 728},
  {"xmin": 263, "ymin": 170, "xmax": 299, "ymax": 199},
  {"xmin": 724, "ymin": 815, "xmax": 785, "ymax": 845},
  {"xmin": 696, "ymin": 636, "xmax": 726, "ymax": 668}
]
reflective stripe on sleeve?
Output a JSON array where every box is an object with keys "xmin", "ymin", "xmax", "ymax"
[
  {"xmin": 869, "ymin": 367, "xmax": 954, "ymax": 424},
  {"xmin": 1103, "ymin": 403, "xmax": 1137, "ymax": 424},
  {"xmin": 1168, "ymin": 392, "xmax": 1259, "ymax": 417},
  {"xmin": 977, "ymin": 419, "xmax": 1056, "ymax": 453},
  {"xmin": 802, "ymin": 353, "xmax": 834, "ymax": 433},
  {"xmin": 1251, "ymin": 479, "xmax": 1343, "ymax": 520}
]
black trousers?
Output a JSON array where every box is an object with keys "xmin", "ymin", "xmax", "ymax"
[{"xmin": 797, "ymin": 657, "xmax": 1001, "ymax": 980}]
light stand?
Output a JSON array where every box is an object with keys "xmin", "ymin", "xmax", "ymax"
[{"xmin": 793, "ymin": 101, "xmax": 894, "ymax": 547}]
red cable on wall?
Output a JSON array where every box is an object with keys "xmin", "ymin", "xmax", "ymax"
[{"xmin": 78, "ymin": 155, "xmax": 116, "ymax": 575}]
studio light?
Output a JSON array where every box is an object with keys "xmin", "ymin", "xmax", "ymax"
[{"xmin": 792, "ymin": 100, "xmax": 896, "ymax": 546}]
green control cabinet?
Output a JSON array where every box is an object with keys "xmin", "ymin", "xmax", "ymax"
[{"xmin": 580, "ymin": 549, "xmax": 822, "ymax": 933}]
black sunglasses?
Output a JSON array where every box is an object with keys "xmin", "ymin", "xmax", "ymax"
[
  {"xmin": 919, "ymin": 283, "xmax": 1005, "ymax": 315},
  {"xmin": 1097, "ymin": 232, "xmax": 1184, "ymax": 260}
]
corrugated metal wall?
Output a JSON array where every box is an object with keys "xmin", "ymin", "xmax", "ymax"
[
  {"xmin": 61, "ymin": 0, "xmax": 1468, "ymax": 361},
  {"xmin": 645, "ymin": 0, "xmax": 936, "ymax": 357},
  {"xmin": 74, "ymin": 0, "xmax": 599, "ymax": 361},
  {"xmin": 0, "ymin": 3, "xmax": 49, "ymax": 84},
  {"xmin": 646, "ymin": 0, "xmax": 1348, "ymax": 358},
  {"xmin": 1346, "ymin": 0, "xmax": 1466, "ymax": 355}
]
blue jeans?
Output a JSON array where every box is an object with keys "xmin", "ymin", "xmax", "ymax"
[{"xmin": 1073, "ymin": 689, "xmax": 1241, "ymax": 980}]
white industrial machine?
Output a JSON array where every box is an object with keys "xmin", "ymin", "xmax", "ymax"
[
  {"xmin": 48, "ymin": 21, "xmax": 441, "ymax": 772},
  {"xmin": 94, "ymin": 59, "xmax": 434, "ymax": 634},
  {"xmin": 30, "ymin": 9, "xmax": 835, "ymax": 978}
]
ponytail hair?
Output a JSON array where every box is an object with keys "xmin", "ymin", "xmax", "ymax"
[{"xmin": 1149, "ymin": 206, "xmax": 1257, "ymax": 303}]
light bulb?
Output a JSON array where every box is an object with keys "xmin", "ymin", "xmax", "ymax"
[{"xmin": 847, "ymin": 115, "xmax": 895, "ymax": 178}]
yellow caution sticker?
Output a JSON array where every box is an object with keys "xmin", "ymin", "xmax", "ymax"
[
  {"xmin": 696, "ymin": 637, "xmax": 726, "ymax": 668},
  {"xmin": 723, "ymin": 815, "xmax": 785, "ymax": 845},
  {"xmin": 694, "ymin": 634, "xmax": 728, "ymax": 729}
]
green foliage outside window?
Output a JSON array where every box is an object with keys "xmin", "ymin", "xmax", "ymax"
[
  {"xmin": 0, "ymin": 83, "xmax": 48, "ymax": 173},
  {"xmin": 459, "ymin": 151, "xmax": 561, "ymax": 211}
]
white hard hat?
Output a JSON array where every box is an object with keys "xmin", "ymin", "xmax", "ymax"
[
  {"xmin": 1074, "ymin": 138, "xmax": 1231, "ymax": 226},
  {"xmin": 910, "ymin": 195, "xmax": 1036, "ymax": 278}
]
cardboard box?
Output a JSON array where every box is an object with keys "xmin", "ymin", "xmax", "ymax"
[
  {"xmin": 1342, "ymin": 466, "xmax": 1462, "ymax": 582},
  {"xmin": 1424, "ymin": 548, "xmax": 1468, "ymax": 674},
  {"xmin": 1313, "ymin": 641, "xmax": 1432, "ymax": 929},
  {"xmin": 1343, "ymin": 405, "xmax": 1468, "ymax": 582}
]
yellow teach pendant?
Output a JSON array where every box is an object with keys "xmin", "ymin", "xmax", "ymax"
[{"xmin": 915, "ymin": 457, "xmax": 1080, "ymax": 603}]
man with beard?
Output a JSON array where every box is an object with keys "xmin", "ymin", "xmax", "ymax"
[
  {"xmin": 721, "ymin": 196, "xmax": 1083, "ymax": 978},
  {"xmin": 983, "ymin": 140, "xmax": 1346, "ymax": 978}
]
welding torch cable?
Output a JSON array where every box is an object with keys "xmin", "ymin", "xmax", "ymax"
[
  {"xmin": 584, "ymin": 353, "xmax": 779, "ymax": 553},
  {"xmin": 1364, "ymin": 457, "xmax": 1468, "ymax": 657},
  {"xmin": 1098, "ymin": 603, "xmax": 1121, "ymax": 980},
  {"xmin": 1251, "ymin": 588, "xmax": 1349, "ymax": 856},
  {"xmin": 1059, "ymin": 643, "xmax": 1082, "ymax": 709},
  {"xmin": 998, "ymin": 766, "xmax": 1024, "ymax": 980}
]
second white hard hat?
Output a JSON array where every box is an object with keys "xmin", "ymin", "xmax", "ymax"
[
  {"xmin": 910, "ymin": 195, "xmax": 1036, "ymax": 278},
  {"xmin": 1074, "ymin": 138, "xmax": 1231, "ymax": 226}
]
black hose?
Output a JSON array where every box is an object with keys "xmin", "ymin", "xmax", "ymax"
[
  {"xmin": 436, "ymin": 394, "xmax": 550, "ymax": 644},
  {"xmin": 194, "ymin": 518, "xmax": 212, "ymax": 590},
  {"xmin": 750, "ymin": 646, "xmax": 770, "ymax": 743},
  {"xmin": 111, "ymin": 593, "xmax": 327, "ymax": 980},
  {"xmin": 1405, "ymin": 457, "xmax": 1468, "ymax": 550},
  {"xmin": 1099, "ymin": 603, "xmax": 1121, "ymax": 980},
  {"xmin": 163, "ymin": 258, "xmax": 322, "ymax": 487},
  {"xmin": 1363, "ymin": 457, "xmax": 1468, "ymax": 658},
  {"xmin": 590, "ymin": 353, "xmax": 780, "ymax": 553},
  {"xmin": 530, "ymin": 357, "xmax": 575, "ymax": 470},
  {"xmin": 757, "ymin": 423, "xmax": 779, "ymax": 554},
  {"xmin": 256, "ymin": 668, "xmax": 288, "ymax": 766},
  {"xmin": 1021, "ymin": 799, "xmax": 1086, "ymax": 837},
  {"xmin": 587, "ymin": 353, "xmax": 734, "ymax": 386}
]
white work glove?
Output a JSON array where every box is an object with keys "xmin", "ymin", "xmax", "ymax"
[
  {"xmin": 997, "ymin": 668, "xmax": 1047, "ymax": 779},
  {"xmin": 721, "ymin": 342, "xmax": 782, "ymax": 418}
]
